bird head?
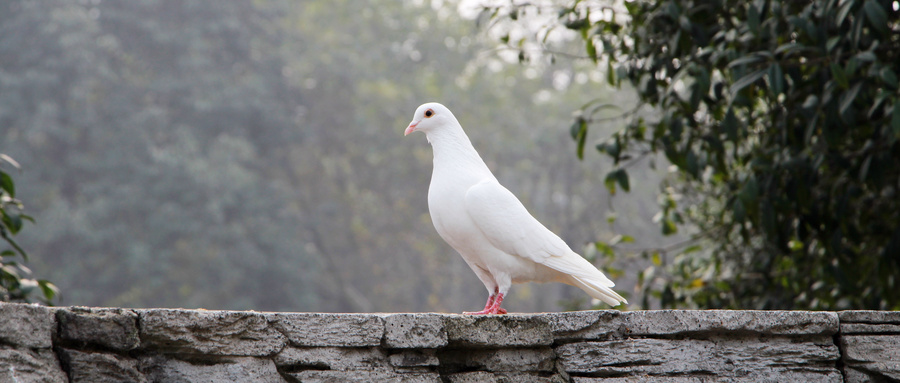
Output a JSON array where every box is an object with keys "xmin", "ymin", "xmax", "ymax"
[{"xmin": 404, "ymin": 102, "xmax": 454, "ymax": 136}]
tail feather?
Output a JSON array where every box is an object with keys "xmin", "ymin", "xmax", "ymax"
[{"xmin": 569, "ymin": 276, "xmax": 628, "ymax": 307}]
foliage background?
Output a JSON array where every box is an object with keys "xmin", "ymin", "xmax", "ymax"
[{"xmin": 486, "ymin": 0, "xmax": 900, "ymax": 310}]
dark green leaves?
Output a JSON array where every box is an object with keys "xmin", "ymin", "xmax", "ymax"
[
  {"xmin": 570, "ymin": 117, "xmax": 588, "ymax": 160},
  {"xmin": 863, "ymin": 0, "xmax": 889, "ymax": 35},
  {"xmin": 604, "ymin": 168, "xmax": 630, "ymax": 195},
  {"xmin": 494, "ymin": 0, "xmax": 900, "ymax": 311},
  {"xmin": 0, "ymin": 172, "xmax": 14, "ymax": 198},
  {"xmin": 730, "ymin": 68, "xmax": 767, "ymax": 97},
  {"xmin": 0, "ymin": 153, "xmax": 54, "ymax": 304}
]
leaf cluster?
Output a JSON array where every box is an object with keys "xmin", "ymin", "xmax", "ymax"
[
  {"xmin": 491, "ymin": 0, "xmax": 900, "ymax": 309},
  {"xmin": 0, "ymin": 155, "xmax": 58, "ymax": 304}
]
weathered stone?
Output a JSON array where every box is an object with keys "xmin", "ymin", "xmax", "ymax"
[
  {"xmin": 548, "ymin": 310, "xmax": 838, "ymax": 342},
  {"xmin": 141, "ymin": 355, "xmax": 287, "ymax": 383},
  {"xmin": 58, "ymin": 348, "xmax": 146, "ymax": 383},
  {"xmin": 0, "ymin": 302, "xmax": 54, "ymax": 349},
  {"xmin": 0, "ymin": 346, "xmax": 67, "ymax": 383},
  {"xmin": 269, "ymin": 313, "xmax": 384, "ymax": 347},
  {"xmin": 389, "ymin": 349, "xmax": 439, "ymax": 367},
  {"xmin": 620, "ymin": 310, "xmax": 839, "ymax": 337},
  {"xmin": 841, "ymin": 323, "xmax": 900, "ymax": 334},
  {"xmin": 384, "ymin": 313, "xmax": 447, "ymax": 348},
  {"xmin": 273, "ymin": 346, "xmax": 386, "ymax": 370},
  {"xmin": 446, "ymin": 371, "xmax": 564, "ymax": 383},
  {"xmin": 139, "ymin": 309, "xmax": 286, "ymax": 355},
  {"xmin": 546, "ymin": 310, "xmax": 624, "ymax": 341},
  {"xmin": 574, "ymin": 374, "xmax": 843, "ymax": 383},
  {"xmin": 843, "ymin": 366, "xmax": 881, "ymax": 383},
  {"xmin": 57, "ymin": 307, "xmax": 140, "ymax": 351},
  {"xmin": 557, "ymin": 337, "xmax": 839, "ymax": 380},
  {"xmin": 438, "ymin": 348, "xmax": 556, "ymax": 372},
  {"xmin": 840, "ymin": 335, "xmax": 900, "ymax": 381},
  {"xmin": 288, "ymin": 369, "xmax": 441, "ymax": 382},
  {"xmin": 444, "ymin": 315, "xmax": 552, "ymax": 347},
  {"xmin": 839, "ymin": 310, "xmax": 900, "ymax": 324}
]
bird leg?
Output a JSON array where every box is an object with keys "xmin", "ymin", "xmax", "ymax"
[{"xmin": 464, "ymin": 287, "xmax": 508, "ymax": 315}]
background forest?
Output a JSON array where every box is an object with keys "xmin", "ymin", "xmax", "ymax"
[{"xmin": 0, "ymin": 0, "xmax": 671, "ymax": 312}]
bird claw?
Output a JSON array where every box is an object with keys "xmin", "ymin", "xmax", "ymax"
[
  {"xmin": 463, "ymin": 307, "xmax": 507, "ymax": 315},
  {"xmin": 464, "ymin": 292, "xmax": 507, "ymax": 315}
]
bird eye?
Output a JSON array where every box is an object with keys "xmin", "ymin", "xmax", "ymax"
[{"xmin": 424, "ymin": 109, "xmax": 434, "ymax": 118}]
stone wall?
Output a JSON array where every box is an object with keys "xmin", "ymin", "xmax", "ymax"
[{"xmin": 0, "ymin": 302, "xmax": 897, "ymax": 382}]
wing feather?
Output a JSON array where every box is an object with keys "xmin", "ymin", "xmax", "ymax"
[{"xmin": 463, "ymin": 179, "xmax": 613, "ymax": 284}]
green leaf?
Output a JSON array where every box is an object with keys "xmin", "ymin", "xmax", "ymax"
[
  {"xmin": 661, "ymin": 218, "xmax": 677, "ymax": 235},
  {"xmin": 854, "ymin": 51, "xmax": 877, "ymax": 62},
  {"xmin": 585, "ymin": 37, "xmax": 597, "ymax": 64},
  {"xmin": 727, "ymin": 54, "xmax": 766, "ymax": 68},
  {"xmin": 892, "ymin": 101, "xmax": 900, "ymax": 141},
  {"xmin": 881, "ymin": 67, "xmax": 898, "ymax": 89},
  {"xmin": 863, "ymin": 0, "xmax": 889, "ymax": 35},
  {"xmin": 722, "ymin": 107, "xmax": 739, "ymax": 141},
  {"xmin": 732, "ymin": 198, "xmax": 746, "ymax": 222},
  {"xmin": 682, "ymin": 244, "xmax": 702, "ymax": 254},
  {"xmin": 767, "ymin": 63, "xmax": 784, "ymax": 96},
  {"xmin": 571, "ymin": 118, "xmax": 588, "ymax": 160},
  {"xmin": 614, "ymin": 168, "xmax": 630, "ymax": 192},
  {"xmin": 788, "ymin": 239, "xmax": 804, "ymax": 251},
  {"xmin": 747, "ymin": 3, "xmax": 760, "ymax": 34},
  {"xmin": 730, "ymin": 68, "xmax": 767, "ymax": 97},
  {"xmin": 39, "ymin": 280, "xmax": 59, "ymax": 302},
  {"xmin": 610, "ymin": 234, "xmax": 635, "ymax": 245},
  {"xmin": 604, "ymin": 171, "xmax": 618, "ymax": 195},
  {"xmin": 839, "ymin": 82, "xmax": 863, "ymax": 118},
  {"xmin": 652, "ymin": 251, "xmax": 662, "ymax": 266},
  {"xmin": 739, "ymin": 176, "xmax": 759, "ymax": 205},
  {"xmin": 0, "ymin": 171, "xmax": 14, "ymax": 198},
  {"xmin": 606, "ymin": 60, "xmax": 615, "ymax": 85},
  {"xmin": 595, "ymin": 241, "xmax": 615, "ymax": 257},
  {"xmin": 2, "ymin": 212, "xmax": 23, "ymax": 235},
  {"xmin": 831, "ymin": 63, "xmax": 848, "ymax": 89}
]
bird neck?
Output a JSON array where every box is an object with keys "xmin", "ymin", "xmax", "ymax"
[{"xmin": 426, "ymin": 125, "xmax": 494, "ymax": 179}]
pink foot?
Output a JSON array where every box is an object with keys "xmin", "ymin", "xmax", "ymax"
[{"xmin": 464, "ymin": 292, "xmax": 506, "ymax": 315}]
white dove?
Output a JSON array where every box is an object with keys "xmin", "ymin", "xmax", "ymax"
[{"xmin": 404, "ymin": 102, "xmax": 627, "ymax": 314}]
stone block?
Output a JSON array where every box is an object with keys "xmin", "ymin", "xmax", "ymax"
[
  {"xmin": 446, "ymin": 371, "xmax": 564, "ymax": 383},
  {"xmin": 383, "ymin": 313, "xmax": 447, "ymax": 348},
  {"xmin": 444, "ymin": 315, "xmax": 552, "ymax": 347},
  {"xmin": 139, "ymin": 309, "xmax": 286, "ymax": 356},
  {"xmin": 574, "ymin": 374, "xmax": 842, "ymax": 383},
  {"xmin": 287, "ymin": 369, "xmax": 441, "ymax": 382},
  {"xmin": 840, "ymin": 310, "xmax": 900, "ymax": 324},
  {"xmin": 620, "ymin": 310, "xmax": 839, "ymax": 337},
  {"xmin": 141, "ymin": 355, "xmax": 287, "ymax": 383},
  {"xmin": 546, "ymin": 310, "xmax": 623, "ymax": 341},
  {"xmin": 389, "ymin": 349, "xmax": 439, "ymax": 367},
  {"xmin": 557, "ymin": 336, "xmax": 839, "ymax": 380},
  {"xmin": 840, "ymin": 323, "xmax": 900, "ymax": 334},
  {"xmin": 840, "ymin": 335, "xmax": 900, "ymax": 381},
  {"xmin": 438, "ymin": 348, "xmax": 556, "ymax": 372},
  {"xmin": 0, "ymin": 346, "xmax": 67, "ymax": 383},
  {"xmin": 273, "ymin": 346, "xmax": 387, "ymax": 370},
  {"xmin": 57, "ymin": 307, "xmax": 140, "ymax": 351},
  {"xmin": 269, "ymin": 313, "xmax": 384, "ymax": 347},
  {"xmin": 0, "ymin": 302, "xmax": 54, "ymax": 349},
  {"xmin": 58, "ymin": 348, "xmax": 146, "ymax": 383}
]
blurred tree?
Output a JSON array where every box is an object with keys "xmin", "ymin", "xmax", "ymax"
[
  {"xmin": 0, "ymin": 154, "xmax": 58, "ymax": 303},
  {"xmin": 486, "ymin": 0, "xmax": 900, "ymax": 309}
]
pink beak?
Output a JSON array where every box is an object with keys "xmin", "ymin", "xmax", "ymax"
[{"xmin": 404, "ymin": 121, "xmax": 418, "ymax": 136}]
